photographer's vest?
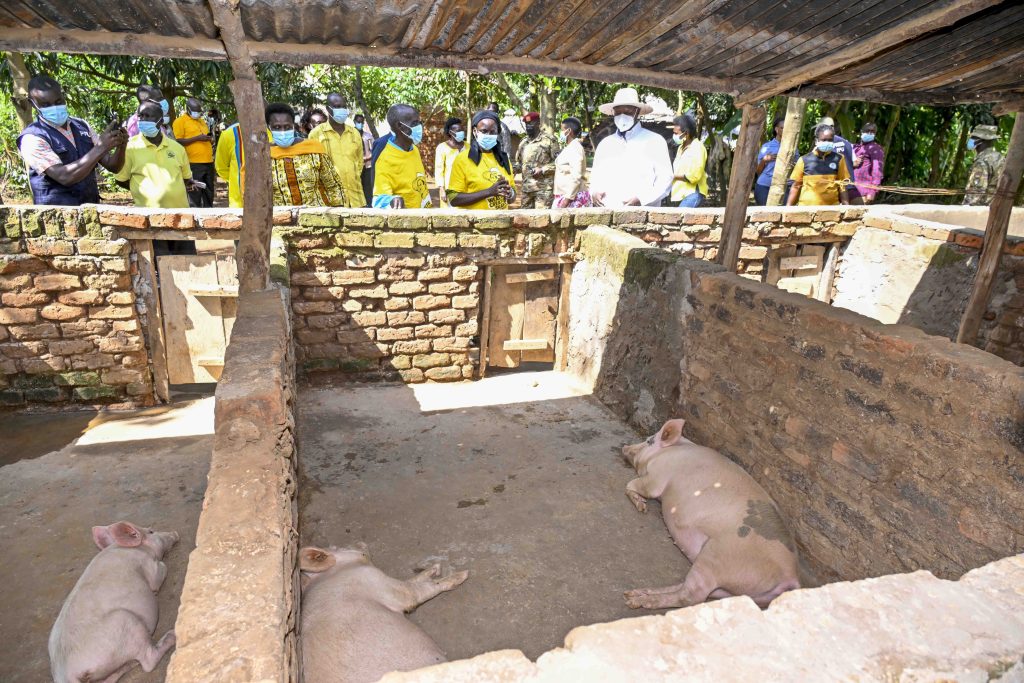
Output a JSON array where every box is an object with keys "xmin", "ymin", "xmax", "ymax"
[{"xmin": 18, "ymin": 117, "xmax": 101, "ymax": 206}]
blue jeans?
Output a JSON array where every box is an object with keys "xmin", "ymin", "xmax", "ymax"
[
  {"xmin": 678, "ymin": 192, "xmax": 705, "ymax": 208},
  {"xmin": 754, "ymin": 183, "xmax": 771, "ymax": 206}
]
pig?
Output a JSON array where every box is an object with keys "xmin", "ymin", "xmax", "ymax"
[
  {"xmin": 49, "ymin": 521, "xmax": 179, "ymax": 683},
  {"xmin": 621, "ymin": 418, "xmax": 799, "ymax": 610},
  {"xmin": 299, "ymin": 543, "xmax": 469, "ymax": 683}
]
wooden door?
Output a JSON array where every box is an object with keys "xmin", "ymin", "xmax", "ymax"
[
  {"xmin": 485, "ymin": 264, "xmax": 560, "ymax": 370},
  {"xmin": 157, "ymin": 254, "xmax": 238, "ymax": 383},
  {"xmin": 767, "ymin": 244, "xmax": 827, "ymax": 299}
]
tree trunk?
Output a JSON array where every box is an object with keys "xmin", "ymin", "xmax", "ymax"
[
  {"xmin": 928, "ymin": 108, "xmax": 953, "ymax": 186},
  {"xmin": 354, "ymin": 66, "xmax": 378, "ymax": 138},
  {"xmin": 694, "ymin": 92, "xmax": 708, "ymax": 138},
  {"xmin": 493, "ymin": 72, "xmax": 530, "ymax": 113},
  {"xmin": 767, "ymin": 96, "xmax": 806, "ymax": 206},
  {"xmin": 539, "ymin": 81, "xmax": 557, "ymax": 135},
  {"xmin": 7, "ymin": 52, "xmax": 34, "ymax": 129},
  {"xmin": 946, "ymin": 116, "xmax": 970, "ymax": 189},
  {"xmin": 881, "ymin": 106, "xmax": 901, "ymax": 160}
]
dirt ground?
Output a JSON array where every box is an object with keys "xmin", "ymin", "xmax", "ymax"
[
  {"xmin": 0, "ymin": 398, "xmax": 214, "ymax": 683},
  {"xmin": 298, "ymin": 371, "xmax": 689, "ymax": 662}
]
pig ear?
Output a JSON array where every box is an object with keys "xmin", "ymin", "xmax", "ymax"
[
  {"xmin": 657, "ymin": 419, "xmax": 686, "ymax": 448},
  {"xmin": 299, "ymin": 547, "xmax": 337, "ymax": 573},
  {"xmin": 110, "ymin": 522, "xmax": 144, "ymax": 547},
  {"xmin": 92, "ymin": 525, "xmax": 114, "ymax": 550}
]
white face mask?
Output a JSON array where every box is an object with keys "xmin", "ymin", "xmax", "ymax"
[{"xmin": 614, "ymin": 114, "xmax": 636, "ymax": 133}]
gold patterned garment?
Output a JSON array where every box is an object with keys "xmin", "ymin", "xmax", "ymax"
[{"xmin": 269, "ymin": 142, "xmax": 347, "ymax": 207}]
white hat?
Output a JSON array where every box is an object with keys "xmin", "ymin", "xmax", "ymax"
[{"xmin": 599, "ymin": 87, "xmax": 653, "ymax": 116}]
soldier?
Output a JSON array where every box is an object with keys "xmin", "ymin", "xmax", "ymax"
[
  {"xmin": 963, "ymin": 124, "xmax": 1005, "ymax": 206},
  {"xmin": 514, "ymin": 111, "xmax": 559, "ymax": 209}
]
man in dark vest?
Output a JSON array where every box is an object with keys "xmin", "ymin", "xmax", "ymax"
[{"xmin": 17, "ymin": 74, "xmax": 127, "ymax": 206}]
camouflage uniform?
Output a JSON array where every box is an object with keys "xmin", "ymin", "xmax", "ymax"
[
  {"xmin": 963, "ymin": 146, "xmax": 1005, "ymax": 206},
  {"xmin": 515, "ymin": 132, "xmax": 559, "ymax": 209}
]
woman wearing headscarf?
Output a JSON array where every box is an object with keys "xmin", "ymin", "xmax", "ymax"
[
  {"xmin": 447, "ymin": 110, "xmax": 516, "ymax": 210},
  {"xmin": 434, "ymin": 116, "xmax": 465, "ymax": 208}
]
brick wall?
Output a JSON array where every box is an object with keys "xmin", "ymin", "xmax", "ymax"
[
  {"xmin": 568, "ymin": 226, "xmax": 1024, "ymax": 583},
  {"xmin": 1, "ymin": 207, "xmax": 154, "ymax": 407}
]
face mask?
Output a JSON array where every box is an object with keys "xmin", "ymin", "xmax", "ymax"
[
  {"xmin": 453, "ymin": 131, "xmax": 466, "ymax": 143},
  {"xmin": 162, "ymin": 116, "xmax": 170, "ymax": 125},
  {"xmin": 672, "ymin": 133, "xmax": 682, "ymax": 144},
  {"xmin": 159, "ymin": 99, "xmax": 169, "ymax": 115},
  {"xmin": 816, "ymin": 141, "xmax": 835, "ymax": 154},
  {"xmin": 614, "ymin": 114, "xmax": 636, "ymax": 133},
  {"xmin": 331, "ymin": 107, "xmax": 349, "ymax": 123},
  {"xmin": 272, "ymin": 130, "xmax": 296, "ymax": 147},
  {"xmin": 36, "ymin": 103, "xmax": 69, "ymax": 127},
  {"xmin": 558, "ymin": 132, "xmax": 567, "ymax": 144},
  {"xmin": 861, "ymin": 133, "xmax": 875, "ymax": 143},
  {"xmin": 354, "ymin": 122, "xmax": 363, "ymax": 131},
  {"xmin": 189, "ymin": 110, "xmax": 203, "ymax": 120},
  {"xmin": 476, "ymin": 132, "xmax": 498, "ymax": 150},
  {"xmin": 138, "ymin": 120, "xmax": 160, "ymax": 137},
  {"xmin": 967, "ymin": 138, "xmax": 977, "ymax": 151},
  {"xmin": 402, "ymin": 122, "xmax": 423, "ymax": 145}
]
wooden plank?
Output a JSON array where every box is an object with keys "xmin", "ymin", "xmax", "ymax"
[
  {"xmin": 188, "ymin": 284, "xmax": 239, "ymax": 297},
  {"xmin": 158, "ymin": 255, "xmax": 226, "ymax": 384},
  {"xmin": 477, "ymin": 265, "xmax": 494, "ymax": 379},
  {"xmin": 553, "ymin": 264, "xmax": 572, "ymax": 372},
  {"xmin": 487, "ymin": 266, "xmax": 526, "ymax": 369},
  {"xmin": 503, "ymin": 339, "xmax": 550, "ymax": 351},
  {"xmin": 817, "ymin": 243, "xmax": 840, "ymax": 303},
  {"xmin": 717, "ymin": 104, "xmax": 766, "ymax": 272},
  {"xmin": 216, "ymin": 256, "xmax": 239, "ymax": 344},
  {"xmin": 767, "ymin": 96, "xmax": 806, "ymax": 206},
  {"xmin": 197, "ymin": 357, "xmax": 225, "ymax": 367},
  {"xmin": 505, "ymin": 269, "xmax": 556, "ymax": 284},
  {"xmin": 766, "ymin": 245, "xmax": 798, "ymax": 286},
  {"xmin": 957, "ymin": 112, "xmax": 1024, "ymax": 344},
  {"xmin": 776, "ymin": 277, "xmax": 815, "ymax": 297},
  {"xmin": 736, "ymin": 0, "xmax": 1004, "ymax": 105},
  {"xmin": 478, "ymin": 256, "xmax": 575, "ymax": 266},
  {"xmin": 521, "ymin": 264, "xmax": 559, "ymax": 364},
  {"xmin": 779, "ymin": 255, "xmax": 820, "ymax": 271},
  {"xmin": 134, "ymin": 240, "xmax": 170, "ymax": 403}
]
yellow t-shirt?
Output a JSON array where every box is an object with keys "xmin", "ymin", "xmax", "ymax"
[
  {"xmin": 447, "ymin": 150, "xmax": 516, "ymax": 210},
  {"xmin": 790, "ymin": 152, "xmax": 851, "ymax": 206},
  {"xmin": 670, "ymin": 139, "xmax": 708, "ymax": 201},
  {"xmin": 373, "ymin": 142, "xmax": 432, "ymax": 209},
  {"xmin": 115, "ymin": 133, "xmax": 191, "ymax": 208},
  {"xmin": 434, "ymin": 142, "xmax": 462, "ymax": 207},
  {"xmin": 309, "ymin": 121, "xmax": 365, "ymax": 208},
  {"xmin": 171, "ymin": 114, "xmax": 213, "ymax": 164}
]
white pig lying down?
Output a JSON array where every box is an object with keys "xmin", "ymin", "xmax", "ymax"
[
  {"xmin": 49, "ymin": 521, "xmax": 179, "ymax": 683},
  {"xmin": 300, "ymin": 543, "xmax": 470, "ymax": 683},
  {"xmin": 622, "ymin": 419, "xmax": 800, "ymax": 610}
]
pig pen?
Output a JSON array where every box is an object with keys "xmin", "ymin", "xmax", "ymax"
[{"xmin": 0, "ymin": 398, "xmax": 213, "ymax": 683}]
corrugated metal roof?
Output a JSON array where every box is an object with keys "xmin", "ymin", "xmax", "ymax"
[{"xmin": 1, "ymin": 0, "xmax": 1022, "ymax": 105}]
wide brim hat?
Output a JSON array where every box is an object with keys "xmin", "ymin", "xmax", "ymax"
[
  {"xmin": 599, "ymin": 87, "xmax": 654, "ymax": 116},
  {"xmin": 970, "ymin": 124, "xmax": 998, "ymax": 140}
]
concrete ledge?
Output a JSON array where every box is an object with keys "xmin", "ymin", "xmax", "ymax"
[
  {"xmin": 381, "ymin": 554, "xmax": 1024, "ymax": 682},
  {"xmin": 166, "ymin": 287, "xmax": 299, "ymax": 683}
]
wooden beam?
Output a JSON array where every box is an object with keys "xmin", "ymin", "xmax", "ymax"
[
  {"xmin": 735, "ymin": 0, "xmax": 1005, "ymax": 105},
  {"xmin": 994, "ymin": 98, "xmax": 1024, "ymax": 117},
  {"xmin": 717, "ymin": 104, "xmax": 766, "ymax": 272},
  {"xmin": 956, "ymin": 112, "xmax": 1024, "ymax": 345},
  {"xmin": 206, "ymin": 0, "xmax": 272, "ymax": 294},
  {"xmin": 0, "ymin": 26, "xmax": 226, "ymax": 61},
  {"xmin": 767, "ymin": 97, "xmax": 806, "ymax": 206}
]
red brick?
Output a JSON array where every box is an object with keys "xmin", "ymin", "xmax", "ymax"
[
  {"xmin": 34, "ymin": 273, "xmax": 81, "ymax": 291},
  {"xmin": 41, "ymin": 303, "xmax": 87, "ymax": 321},
  {"xmin": 149, "ymin": 212, "xmax": 195, "ymax": 229},
  {"xmin": 2, "ymin": 291, "xmax": 49, "ymax": 307},
  {"xmin": 99, "ymin": 210, "xmax": 147, "ymax": 229}
]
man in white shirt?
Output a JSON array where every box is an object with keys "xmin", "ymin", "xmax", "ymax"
[{"xmin": 589, "ymin": 88, "xmax": 672, "ymax": 207}]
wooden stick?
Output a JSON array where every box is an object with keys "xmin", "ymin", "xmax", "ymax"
[
  {"xmin": 717, "ymin": 104, "xmax": 766, "ymax": 272},
  {"xmin": 956, "ymin": 112, "xmax": 1024, "ymax": 345},
  {"xmin": 767, "ymin": 97, "xmax": 806, "ymax": 206},
  {"xmin": 206, "ymin": 0, "xmax": 272, "ymax": 294},
  {"xmin": 735, "ymin": 0, "xmax": 1004, "ymax": 105}
]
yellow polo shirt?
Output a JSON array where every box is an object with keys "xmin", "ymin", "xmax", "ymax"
[
  {"xmin": 373, "ymin": 142, "xmax": 432, "ymax": 209},
  {"xmin": 115, "ymin": 133, "xmax": 192, "ymax": 208},
  {"xmin": 309, "ymin": 121, "xmax": 365, "ymax": 208},
  {"xmin": 171, "ymin": 114, "xmax": 213, "ymax": 163},
  {"xmin": 447, "ymin": 150, "xmax": 516, "ymax": 210}
]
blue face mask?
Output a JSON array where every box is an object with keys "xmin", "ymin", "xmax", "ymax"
[
  {"xmin": 402, "ymin": 122, "xmax": 423, "ymax": 145},
  {"xmin": 272, "ymin": 130, "xmax": 296, "ymax": 147},
  {"xmin": 189, "ymin": 110, "xmax": 203, "ymax": 120},
  {"xmin": 331, "ymin": 107, "xmax": 349, "ymax": 123},
  {"xmin": 453, "ymin": 131, "xmax": 466, "ymax": 143},
  {"xmin": 861, "ymin": 133, "xmax": 875, "ymax": 143},
  {"xmin": 559, "ymin": 132, "xmax": 567, "ymax": 144},
  {"xmin": 138, "ymin": 120, "xmax": 160, "ymax": 137},
  {"xmin": 672, "ymin": 133, "xmax": 682, "ymax": 144},
  {"xmin": 816, "ymin": 141, "xmax": 835, "ymax": 154},
  {"xmin": 36, "ymin": 103, "xmax": 69, "ymax": 127},
  {"xmin": 967, "ymin": 138, "xmax": 977, "ymax": 151},
  {"xmin": 159, "ymin": 99, "xmax": 169, "ymax": 115},
  {"xmin": 476, "ymin": 132, "xmax": 498, "ymax": 150},
  {"xmin": 354, "ymin": 122, "xmax": 363, "ymax": 131}
]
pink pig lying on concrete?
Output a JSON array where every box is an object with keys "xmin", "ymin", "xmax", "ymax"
[
  {"xmin": 49, "ymin": 521, "xmax": 179, "ymax": 683},
  {"xmin": 300, "ymin": 543, "xmax": 469, "ymax": 683},
  {"xmin": 622, "ymin": 419, "xmax": 800, "ymax": 610}
]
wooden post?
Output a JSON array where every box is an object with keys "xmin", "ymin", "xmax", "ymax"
[
  {"xmin": 207, "ymin": 0, "xmax": 273, "ymax": 293},
  {"xmin": 956, "ymin": 113, "xmax": 1024, "ymax": 345},
  {"xmin": 767, "ymin": 96, "xmax": 806, "ymax": 206},
  {"xmin": 7, "ymin": 51, "xmax": 33, "ymax": 128},
  {"xmin": 717, "ymin": 104, "xmax": 766, "ymax": 272}
]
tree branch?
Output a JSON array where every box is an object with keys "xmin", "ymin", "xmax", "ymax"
[
  {"xmin": 493, "ymin": 72, "xmax": 529, "ymax": 113},
  {"xmin": 63, "ymin": 55, "xmax": 139, "ymax": 89}
]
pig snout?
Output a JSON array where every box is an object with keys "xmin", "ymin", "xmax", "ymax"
[{"xmin": 146, "ymin": 530, "xmax": 179, "ymax": 557}]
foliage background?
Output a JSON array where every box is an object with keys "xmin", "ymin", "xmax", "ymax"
[{"xmin": 0, "ymin": 52, "xmax": 1015, "ymax": 204}]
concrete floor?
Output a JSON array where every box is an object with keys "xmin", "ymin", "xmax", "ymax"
[
  {"xmin": 298, "ymin": 372, "xmax": 688, "ymax": 662},
  {"xmin": 0, "ymin": 398, "xmax": 214, "ymax": 683}
]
